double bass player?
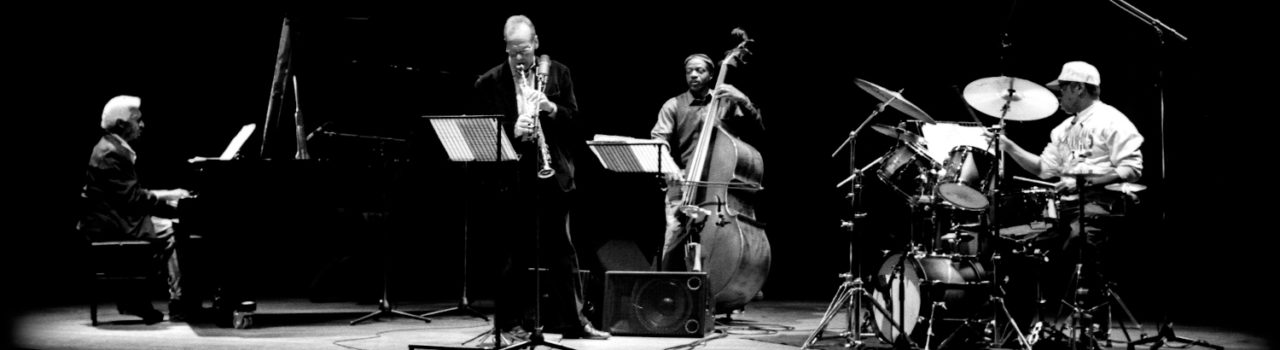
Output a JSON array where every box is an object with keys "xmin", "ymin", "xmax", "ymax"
[
  {"xmin": 651, "ymin": 53, "xmax": 765, "ymax": 272},
  {"xmin": 649, "ymin": 36, "xmax": 770, "ymax": 315}
]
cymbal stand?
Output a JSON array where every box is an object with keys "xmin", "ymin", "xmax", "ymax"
[
  {"xmin": 808, "ymin": 96, "xmax": 914, "ymax": 350},
  {"xmin": 984, "ymin": 254, "xmax": 1032, "ymax": 350},
  {"xmin": 979, "ymin": 78, "xmax": 1032, "ymax": 348},
  {"xmin": 985, "ymin": 78, "xmax": 1016, "ymax": 249}
]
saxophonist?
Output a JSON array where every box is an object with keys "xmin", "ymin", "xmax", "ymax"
[{"xmin": 473, "ymin": 15, "xmax": 609, "ymax": 340}]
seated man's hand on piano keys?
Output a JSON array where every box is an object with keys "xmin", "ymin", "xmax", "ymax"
[{"xmin": 152, "ymin": 189, "xmax": 194, "ymax": 206}]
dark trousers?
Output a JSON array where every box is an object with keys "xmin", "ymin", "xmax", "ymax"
[
  {"xmin": 496, "ymin": 183, "xmax": 590, "ymax": 332},
  {"xmin": 1003, "ymin": 191, "xmax": 1128, "ymax": 333}
]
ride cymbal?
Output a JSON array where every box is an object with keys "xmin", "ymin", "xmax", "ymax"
[{"xmin": 963, "ymin": 76, "xmax": 1058, "ymax": 121}]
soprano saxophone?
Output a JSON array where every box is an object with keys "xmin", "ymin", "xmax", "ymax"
[{"xmin": 529, "ymin": 55, "xmax": 555, "ymax": 179}]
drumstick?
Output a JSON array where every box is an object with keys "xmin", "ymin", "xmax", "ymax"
[
  {"xmin": 1013, "ymin": 175, "xmax": 1055, "ymax": 187},
  {"xmin": 954, "ymin": 85, "xmax": 984, "ymax": 124}
]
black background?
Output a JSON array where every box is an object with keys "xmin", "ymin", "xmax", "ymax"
[{"xmin": 9, "ymin": 1, "xmax": 1270, "ymax": 339}]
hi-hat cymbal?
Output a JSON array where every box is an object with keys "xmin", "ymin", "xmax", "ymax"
[
  {"xmin": 856, "ymin": 78, "xmax": 935, "ymax": 123},
  {"xmin": 1105, "ymin": 182, "xmax": 1147, "ymax": 193},
  {"xmin": 963, "ymin": 76, "xmax": 1058, "ymax": 121},
  {"xmin": 871, "ymin": 124, "xmax": 925, "ymax": 144}
]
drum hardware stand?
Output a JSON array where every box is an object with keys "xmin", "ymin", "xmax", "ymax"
[
  {"xmin": 981, "ymin": 254, "xmax": 1033, "ymax": 350},
  {"xmin": 1127, "ymin": 322, "xmax": 1223, "ymax": 350},
  {"xmin": 1057, "ymin": 281, "xmax": 1144, "ymax": 350},
  {"xmin": 810, "ymin": 96, "xmax": 918, "ymax": 350},
  {"xmin": 1091, "ymin": 279, "xmax": 1143, "ymax": 347},
  {"xmin": 1055, "ymin": 174, "xmax": 1140, "ymax": 350},
  {"xmin": 1053, "ymin": 174, "xmax": 1093, "ymax": 350}
]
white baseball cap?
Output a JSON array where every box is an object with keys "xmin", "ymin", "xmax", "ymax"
[{"xmin": 1046, "ymin": 61, "xmax": 1100, "ymax": 89}]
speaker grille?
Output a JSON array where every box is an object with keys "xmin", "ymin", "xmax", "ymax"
[{"xmin": 603, "ymin": 271, "xmax": 711, "ymax": 337}]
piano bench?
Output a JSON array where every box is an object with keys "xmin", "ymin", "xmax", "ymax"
[{"xmin": 87, "ymin": 240, "xmax": 159, "ymax": 326}]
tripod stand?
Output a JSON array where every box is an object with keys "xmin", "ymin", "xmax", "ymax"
[
  {"xmin": 806, "ymin": 90, "xmax": 915, "ymax": 349},
  {"xmin": 349, "ymin": 135, "xmax": 432, "ymax": 326},
  {"xmin": 419, "ymin": 162, "xmax": 489, "ymax": 322},
  {"xmin": 1045, "ymin": 174, "xmax": 1146, "ymax": 350}
]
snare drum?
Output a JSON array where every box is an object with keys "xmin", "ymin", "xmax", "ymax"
[
  {"xmin": 935, "ymin": 146, "xmax": 994, "ymax": 210},
  {"xmin": 875, "ymin": 142, "xmax": 940, "ymax": 201},
  {"xmin": 996, "ymin": 188, "xmax": 1059, "ymax": 241}
]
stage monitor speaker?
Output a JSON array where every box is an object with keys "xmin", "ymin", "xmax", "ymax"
[{"xmin": 602, "ymin": 271, "xmax": 712, "ymax": 337}]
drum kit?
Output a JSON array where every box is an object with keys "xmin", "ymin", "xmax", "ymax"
[{"xmin": 809, "ymin": 76, "xmax": 1147, "ymax": 350}]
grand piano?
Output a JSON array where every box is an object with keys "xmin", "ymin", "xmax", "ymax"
[{"xmin": 172, "ymin": 16, "xmax": 469, "ymax": 328}]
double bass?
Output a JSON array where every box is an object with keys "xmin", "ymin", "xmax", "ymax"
[{"xmin": 677, "ymin": 29, "xmax": 770, "ymax": 314}]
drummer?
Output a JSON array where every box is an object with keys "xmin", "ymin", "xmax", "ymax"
[
  {"xmin": 991, "ymin": 61, "xmax": 1144, "ymax": 195},
  {"xmin": 987, "ymin": 61, "xmax": 1143, "ymax": 337}
]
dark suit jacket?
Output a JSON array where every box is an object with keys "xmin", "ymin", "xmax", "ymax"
[
  {"xmin": 80, "ymin": 130, "xmax": 177, "ymax": 241},
  {"xmin": 474, "ymin": 59, "xmax": 582, "ymax": 192}
]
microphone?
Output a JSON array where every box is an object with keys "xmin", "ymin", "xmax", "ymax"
[{"xmin": 537, "ymin": 55, "xmax": 551, "ymax": 76}]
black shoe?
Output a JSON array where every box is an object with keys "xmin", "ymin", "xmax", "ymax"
[
  {"xmin": 120, "ymin": 306, "xmax": 164, "ymax": 324},
  {"xmin": 168, "ymin": 299, "xmax": 202, "ymax": 322},
  {"xmin": 562, "ymin": 324, "xmax": 611, "ymax": 340}
]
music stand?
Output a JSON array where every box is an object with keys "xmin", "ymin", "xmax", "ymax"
[
  {"xmin": 418, "ymin": 115, "xmax": 515, "ymax": 323},
  {"xmin": 585, "ymin": 136, "xmax": 680, "ymax": 268},
  {"xmin": 409, "ymin": 115, "xmax": 522, "ymax": 350},
  {"xmin": 336, "ymin": 131, "xmax": 429, "ymax": 326}
]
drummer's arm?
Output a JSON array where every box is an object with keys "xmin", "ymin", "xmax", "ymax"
[
  {"xmin": 1085, "ymin": 171, "xmax": 1122, "ymax": 188},
  {"xmin": 996, "ymin": 135, "xmax": 1043, "ymax": 176},
  {"xmin": 1108, "ymin": 122, "xmax": 1145, "ymax": 183}
]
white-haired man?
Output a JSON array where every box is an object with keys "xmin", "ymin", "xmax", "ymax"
[
  {"xmin": 80, "ymin": 95, "xmax": 197, "ymax": 323},
  {"xmin": 473, "ymin": 15, "xmax": 609, "ymax": 340}
]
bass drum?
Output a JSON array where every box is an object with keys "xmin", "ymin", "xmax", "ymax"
[{"xmin": 871, "ymin": 253, "xmax": 989, "ymax": 345}]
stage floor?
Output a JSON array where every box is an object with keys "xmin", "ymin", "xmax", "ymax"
[{"xmin": 9, "ymin": 298, "xmax": 1270, "ymax": 350}]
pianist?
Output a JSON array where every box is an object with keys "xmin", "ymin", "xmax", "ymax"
[{"xmin": 80, "ymin": 95, "xmax": 199, "ymax": 323}]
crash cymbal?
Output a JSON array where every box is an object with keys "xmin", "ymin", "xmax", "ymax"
[
  {"xmin": 856, "ymin": 78, "xmax": 936, "ymax": 123},
  {"xmin": 1105, "ymin": 182, "xmax": 1147, "ymax": 193},
  {"xmin": 963, "ymin": 76, "xmax": 1058, "ymax": 121},
  {"xmin": 870, "ymin": 124, "xmax": 925, "ymax": 144}
]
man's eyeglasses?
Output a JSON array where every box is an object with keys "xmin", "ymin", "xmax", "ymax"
[{"xmin": 506, "ymin": 45, "xmax": 533, "ymax": 58}]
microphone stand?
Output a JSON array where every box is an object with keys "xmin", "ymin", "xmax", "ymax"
[
  {"xmin": 1103, "ymin": 2, "xmax": 1214, "ymax": 349},
  {"xmin": 805, "ymin": 96, "xmax": 913, "ymax": 349}
]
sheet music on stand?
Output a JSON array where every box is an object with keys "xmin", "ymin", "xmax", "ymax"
[
  {"xmin": 425, "ymin": 115, "xmax": 517, "ymax": 162},
  {"xmin": 587, "ymin": 135, "xmax": 680, "ymax": 174}
]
